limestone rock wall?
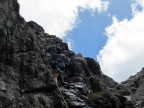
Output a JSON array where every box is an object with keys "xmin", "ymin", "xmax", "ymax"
[{"xmin": 0, "ymin": 0, "xmax": 140, "ymax": 108}]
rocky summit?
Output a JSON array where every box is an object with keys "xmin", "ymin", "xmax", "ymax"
[{"xmin": 0, "ymin": 0, "xmax": 143, "ymax": 108}]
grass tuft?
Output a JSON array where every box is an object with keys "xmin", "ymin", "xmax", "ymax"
[{"xmin": 89, "ymin": 91, "xmax": 107, "ymax": 101}]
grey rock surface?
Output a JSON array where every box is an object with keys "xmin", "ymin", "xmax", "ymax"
[
  {"xmin": 0, "ymin": 0, "xmax": 142, "ymax": 108},
  {"xmin": 116, "ymin": 68, "xmax": 144, "ymax": 107}
]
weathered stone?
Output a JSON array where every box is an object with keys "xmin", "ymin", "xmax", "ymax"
[
  {"xmin": 116, "ymin": 68, "xmax": 144, "ymax": 107},
  {"xmin": 0, "ymin": 0, "xmax": 142, "ymax": 108}
]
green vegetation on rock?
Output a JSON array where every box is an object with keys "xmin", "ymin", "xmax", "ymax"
[{"xmin": 89, "ymin": 91, "xmax": 107, "ymax": 102}]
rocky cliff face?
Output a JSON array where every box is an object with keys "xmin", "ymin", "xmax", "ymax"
[
  {"xmin": 0, "ymin": 0, "xmax": 143, "ymax": 108},
  {"xmin": 116, "ymin": 68, "xmax": 144, "ymax": 108}
]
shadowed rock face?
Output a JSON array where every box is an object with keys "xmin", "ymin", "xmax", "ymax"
[
  {"xmin": 0, "ymin": 0, "xmax": 141, "ymax": 108},
  {"xmin": 116, "ymin": 68, "xmax": 144, "ymax": 107}
]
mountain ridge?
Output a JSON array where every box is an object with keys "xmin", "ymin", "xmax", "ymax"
[{"xmin": 0, "ymin": 0, "xmax": 143, "ymax": 108}]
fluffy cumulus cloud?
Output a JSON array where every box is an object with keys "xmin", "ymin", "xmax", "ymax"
[
  {"xmin": 18, "ymin": 0, "xmax": 109, "ymax": 38},
  {"xmin": 97, "ymin": 0, "xmax": 144, "ymax": 82}
]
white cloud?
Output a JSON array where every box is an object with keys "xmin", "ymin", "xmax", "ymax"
[
  {"xmin": 65, "ymin": 38, "xmax": 74, "ymax": 50},
  {"xmin": 131, "ymin": 0, "xmax": 144, "ymax": 15},
  {"xmin": 18, "ymin": 0, "xmax": 109, "ymax": 38},
  {"xmin": 97, "ymin": 0, "xmax": 144, "ymax": 82}
]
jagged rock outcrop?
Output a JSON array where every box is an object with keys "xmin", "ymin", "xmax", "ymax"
[
  {"xmin": 0, "ymin": 0, "xmax": 141, "ymax": 108},
  {"xmin": 116, "ymin": 68, "xmax": 144, "ymax": 107}
]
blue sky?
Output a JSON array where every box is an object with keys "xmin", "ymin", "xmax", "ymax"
[
  {"xmin": 64, "ymin": 0, "xmax": 132, "ymax": 60},
  {"xmin": 18, "ymin": 0, "xmax": 144, "ymax": 82}
]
